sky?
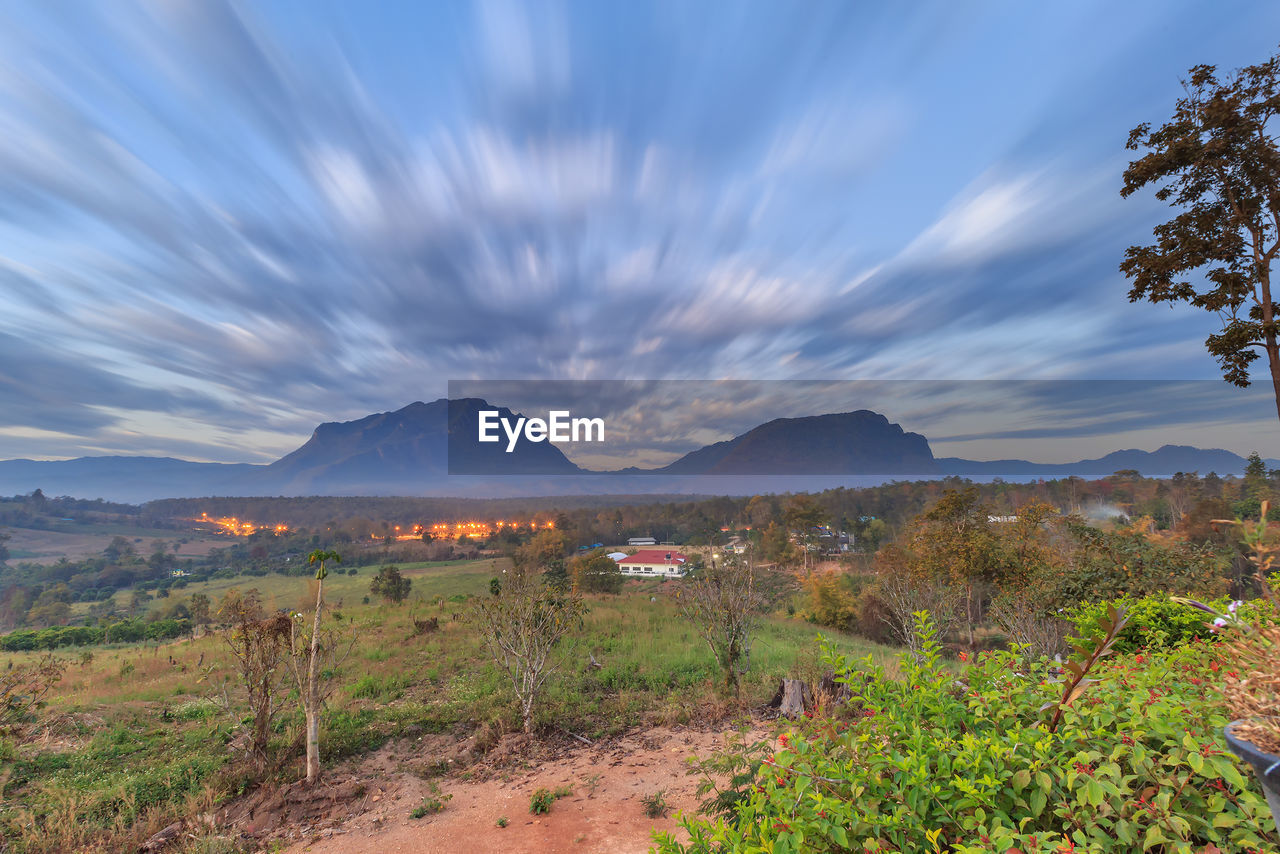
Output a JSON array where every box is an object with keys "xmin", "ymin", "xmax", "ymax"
[{"xmin": 1, "ymin": 0, "xmax": 1279, "ymax": 466}]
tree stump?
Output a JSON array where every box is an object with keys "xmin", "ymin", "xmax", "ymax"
[
  {"xmin": 776, "ymin": 678, "xmax": 812, "ymax": 719},
  {"xmin": 816, "ymin": 671, "xmax": 851, "ymax": 708}
]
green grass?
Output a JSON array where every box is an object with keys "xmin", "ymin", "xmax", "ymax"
[
  {"xmin": 76, "ymin": 557, "xmax": 503, "ymax": 617},
  {"xmin": 2, "ymin": 558, "xmax": 899, "ymax": 851}
]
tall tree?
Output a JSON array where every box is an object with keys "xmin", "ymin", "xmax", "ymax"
[
  {"xmin": 909, "ymin": 488, "xmax": 1001, "ymax": 648},
  {"xmin": 1121, "ymin": 50, "xmax": 1280, "ymax": 420}
]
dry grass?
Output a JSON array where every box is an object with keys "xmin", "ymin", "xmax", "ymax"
[{"xmin": 1223, "ymin": 624, "xmax": 1280, "ymax": 754}]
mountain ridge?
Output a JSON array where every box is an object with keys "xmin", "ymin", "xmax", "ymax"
[{"xmin": 0, "ymin": 400, "xmax": 1272, "ymax": 502}]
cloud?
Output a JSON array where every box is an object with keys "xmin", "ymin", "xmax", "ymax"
[{"xmin": 0, "ymin": 0, "xmax": 1273, "ymax": 465}]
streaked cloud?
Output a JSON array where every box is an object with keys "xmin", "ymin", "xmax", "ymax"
[{"xmin": 0, "ymin": 0, "xmax": 1276, "ymax": 463}]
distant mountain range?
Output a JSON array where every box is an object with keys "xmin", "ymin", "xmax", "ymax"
[{"xmin": 0, "ymin": 399, "xmax": 1273, "ymax": 503}]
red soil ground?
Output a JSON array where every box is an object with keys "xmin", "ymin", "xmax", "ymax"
[{"xmin": 260, "ymin": 724, "xmax": 765, "ymax": 854}]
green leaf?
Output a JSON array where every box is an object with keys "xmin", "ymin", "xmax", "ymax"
[{"xmin": 1011, "ymin": 769, "xmax": 1030, "ymax": 790}]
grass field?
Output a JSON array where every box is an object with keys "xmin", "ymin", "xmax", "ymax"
[
  {"xmin": 4, "ymin": 524, "xmax": 228, "ymax": 565},
  {"xmin": 1, "ymin": 558, "xmax": 897, "ymax": 852}
]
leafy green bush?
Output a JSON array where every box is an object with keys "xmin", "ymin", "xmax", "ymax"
[
  {"xmin": 529, "ymin": 788, "xmax": 555, "ymax": 814},
  {"xmin": 656, "ymin": 618, "xmax": 1277, "ymax": 854},
  {"xmin": 1070, "ymin": 594, "xmax": 1275, "ymax": 653},
  {"xmin": 529, "ymin": 785, "xmax": 572, "ymax": 814}
]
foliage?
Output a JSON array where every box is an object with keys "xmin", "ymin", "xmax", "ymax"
[
  {"xmin": 516, "ymin": 529, "xmax": 573, "ymax": 589},
  {"xmin": 1199, "ymin": 501, "xmax": 1280, "ymax": 753},
  {"xmin": 0, "ymin": 617, "xmax": 191, "ymax": 651},
  {"xmin": 410, "ymin": 784, "xmax": 451, "ymax": 818},
  {"xmin": 569, "ymin": 549, "xmax": 624, "ymax": 594},
  {"xmin": 641, "ymin": 790, "xmax": 670, "ymax": 818},
  {"xmin": 1120, "ymin": 48, "xmax": 1280, "ymax": 416},
  {"xmin": 369, "ymin": 564, "xmax": 412, "ymax": 604},
  {"xmin": 1070, "ymin": 593, "xmax": 1275, "ymax": 653},
  {"xmin": 529, "ymin": 785, "xmax": 572, "ymax": 814},
  {"xmin": 907, "ymin": 487, "xmax": 1003, "ymax": 647},
  {"xmin": 656, "ymin": 618, "xmax": 1278, "ymax": 854},
  {"xmin": 1049, "ymin": 521, "xmax": 1227, "ymax": 606},
  {"xmin": 802, "ymin": 572, "xmax": 861, "ymax": 633},
  {"xmin": 1044, "ymin": 605, "xmax": 1128, "ymax": 734},
  {"xmin": 470, "ymin": 569, "xmax": 585, "ymax": 734},
  {"xmin": 675, "ymin": 554, "xmax": 765, "ymax": 694}
]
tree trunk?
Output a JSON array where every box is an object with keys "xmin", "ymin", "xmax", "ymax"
[
  {"xmin": 305, "ymin": 577, "xmax": 323, "ymax": 785},
  {"xmin": 965, "ymin": 585, "xmax": 975, "ymax": 649},
  {"xmin": 1268, "ymin": 338, "xmax": 1280, "ymax": 425}
]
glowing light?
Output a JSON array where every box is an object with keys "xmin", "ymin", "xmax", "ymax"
[{"xmin": 189, "ymin": 514, "xmax": 289, "ymax": 537}]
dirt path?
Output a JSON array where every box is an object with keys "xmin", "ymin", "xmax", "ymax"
[{"xmin": 283, "ymin": 726, "xmax": 761, "ymax": 854}]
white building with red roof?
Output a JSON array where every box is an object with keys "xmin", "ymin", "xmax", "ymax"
[{"xmin": 614, "ymin": 549, "xmax": 688, "ymax": 578}]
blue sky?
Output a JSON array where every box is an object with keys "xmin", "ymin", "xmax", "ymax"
[{"xmin": 1, "ymin": 0, "xmax": 1278, "ymax": 464}]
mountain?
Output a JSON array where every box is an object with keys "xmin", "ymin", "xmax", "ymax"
[
  {"xmin": 260, "ymin": 398, "xmax": 580, "ymax": 494},
  {"xmin": 0, "ymin": 402, "xmax": 1272, "ymax": 502},
  {"xmin": 654, "ymin": 411, "xmax": 939, "ymax": 475},
  {"xmin": 0, "ymin": 456, "xmax": 258, "ymax": 504},
  {"xmin": 937, "ymin": 444, "xmax": 1276, "ymax": 477}
]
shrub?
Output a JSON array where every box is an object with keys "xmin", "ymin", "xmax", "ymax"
[
  {"xmin": 529, "ymin": 785, "xmax": 571, "ymax": 814},
  {"xmin": 802, "ymin": 573, "xmax": 860, "ymax": 633},
  {"xmin": 641, "ymin": 790, "xmax": 669, "ymax": 819},
  {"xmin": 529, "ymin": 788, "xmax": 555, "ymax": 814},
  {"xmin": 1070, "ymin": 594, "xmax": 1275, "ymax": 653},
  {"xmin": 655, "ymin": 617, "xmax": 1277, "ymax": 854}
]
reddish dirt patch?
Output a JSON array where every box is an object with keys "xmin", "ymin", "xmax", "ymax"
[{"xmin": 278, "ymin": 726, "xmax": 763, "ymax": 854}]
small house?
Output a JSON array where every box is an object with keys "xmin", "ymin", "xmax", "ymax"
[{"xmin": 615, "ymin": 549, "xmax": 687, "ymax": 578}]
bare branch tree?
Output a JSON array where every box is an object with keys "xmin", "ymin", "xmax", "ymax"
[
  {"xmin": 876, "ymin": 572, "xmax": 962, "ymax": 659},
  {"xmin": 988, "ymin": 592, "xmax": 1072, "ymax": 661},
  {"xmin": 220, "ymin": 590, "xmax": 291, "ymax": 769},
  {"xmin": 676, "ymin": 553, "xmax": 765, "ymax": 695},
  {"xmin": 0, "ymin": 653, "xmax": 64, "ymax": 739},
  {"xmin": 470, "ymin": 569, "xmax": 584, "ymax": 734}
]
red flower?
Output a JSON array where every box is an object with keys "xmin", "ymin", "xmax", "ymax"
[{"xmin": 958, "ymin": 651, "xmax": 968, "ymax": 662}]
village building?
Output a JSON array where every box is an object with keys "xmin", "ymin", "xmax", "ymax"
[{"xmin": 615, "ymin": 549, "xmax": 687, "ymax": 578}]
